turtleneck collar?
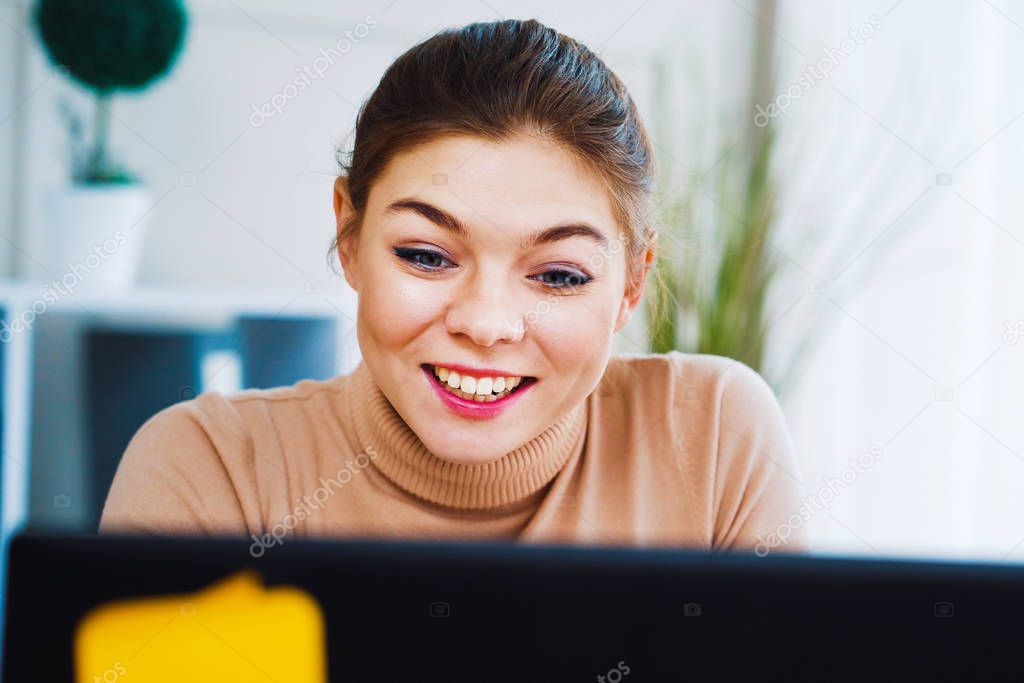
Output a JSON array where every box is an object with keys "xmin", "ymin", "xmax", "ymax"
[{"xmin": 345, "ymin": 360, "xmax": 588, "ymax": 510}]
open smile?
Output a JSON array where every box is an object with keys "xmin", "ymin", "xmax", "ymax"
[{"xmin": 420, "ymin": 363, "xmax": 537, "ymax": 419}]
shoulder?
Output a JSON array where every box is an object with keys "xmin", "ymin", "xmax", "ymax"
[
  {"xmin": 181, "ymin": 374, "xmax": 350, "ymax": 440},
  {"xmin": 99, "ymin": 373, "xmax": 352, "ymax": 535},
  {"xmin": 601, "ymin": 350, "xmax": 776, "ymax": 412},
  {"xmin": 599, "ymin": 350, "xmax": 789, "ymax": 455},
  {"xmin": 124, "ymin": 373, "xmax": 351, "ymax": 471},
  {"xmin": 598, "ymin": 352, "xmax": 805, "ymax": 552},
  {"xmin": 98, "ymin": 393, "xmax": 246, "ymax": 534}
]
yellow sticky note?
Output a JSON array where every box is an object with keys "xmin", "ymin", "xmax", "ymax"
[{"xmin": 74, "ymin": 569, "xmax": 326, "ymax": 683}]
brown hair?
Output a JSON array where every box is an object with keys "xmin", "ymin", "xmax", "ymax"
[{"xmin": 331, "ymin": 18, "xmax": 657, "ymax": 291}]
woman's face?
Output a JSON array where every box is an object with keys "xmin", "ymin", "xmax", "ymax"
[{"xmin": 334, "ymin": 133, "xmax": 648, "ymax": 465}]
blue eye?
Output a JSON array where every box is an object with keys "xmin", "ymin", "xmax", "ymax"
[
  {"xmin": 393, "ymin": 247, "xmax": 452, "ymax": 271},
  {"xmin": 531, "ymin": 268, "xmax": 592, "ymax": 291}
]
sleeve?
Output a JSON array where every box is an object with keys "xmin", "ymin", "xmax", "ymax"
[
  {"xmin": 708, "ymin": 359, "xmax": 809, "ymax": 555},
  {"xmin": 98, "ymin": 399, "xmax": 250, "ymax": 537}
]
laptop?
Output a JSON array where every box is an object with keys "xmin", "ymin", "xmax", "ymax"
[{"xmin": 3, "ymin": 532, "xmax": 1021, "ymax": 681}]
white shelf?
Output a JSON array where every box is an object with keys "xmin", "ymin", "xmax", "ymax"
[
  {"xmin": 0, "ymin": 276, "xmax": 361, "ymax": 629},
  {"xmin": 0, "ymin": 277, "xmax": 357, "ymax": 321}
]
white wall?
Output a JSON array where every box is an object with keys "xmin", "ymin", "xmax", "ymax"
[
  {"xmin": 1, "ymin": 0, "xmax": 714, "ymax": 288},
  {"xmin": 769, "ymin": 0, "xmax": 1024, "ymax": 560}
]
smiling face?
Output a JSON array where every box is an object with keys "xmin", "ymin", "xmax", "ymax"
[{"xmin": 334, "ymin": 133, "xmax": 650, "ymax": 465}]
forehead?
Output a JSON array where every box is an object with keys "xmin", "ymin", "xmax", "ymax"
[{"xmin": 366, "ymin": 133, "xmax": 618, "ymax": 236}]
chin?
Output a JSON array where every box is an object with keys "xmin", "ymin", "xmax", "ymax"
[{"xmin": 418, "ymin": 429, "xmax": 515, "ymax": 465}]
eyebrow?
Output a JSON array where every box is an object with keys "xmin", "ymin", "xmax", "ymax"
[{"xmin": 385, "ymin": 198, "xmax": 609, "ymax": 248}]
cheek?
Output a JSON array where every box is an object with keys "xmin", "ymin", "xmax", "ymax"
[
  {"xmin": 358, "ymin": 273, "xmax": 448, "ymax": 346},
  {"xmin": 530, "ymin": 295, "xmax": 617, "ymax": 363}
]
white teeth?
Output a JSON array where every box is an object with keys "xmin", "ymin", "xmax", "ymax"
[
  {"xmin": 431, "ymin": 365, "xmax": 529, "ymax": 401},
  {"xmin": 453, "ymin": 386, "xmax": 511, "ymax": 402}
]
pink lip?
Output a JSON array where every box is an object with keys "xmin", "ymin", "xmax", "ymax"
[{"xmin": 421, "ymin": 366, "xmax": 536, "ymax": 420}]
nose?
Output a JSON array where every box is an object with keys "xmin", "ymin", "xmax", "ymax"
[{"xmin": 444, "ymin": 272, "xmax": 525, "ymax": 347}]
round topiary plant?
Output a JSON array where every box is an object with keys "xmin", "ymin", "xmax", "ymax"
[{"xmin": 33, "ymin": 0, "xmax": 188, "ymax": 183}]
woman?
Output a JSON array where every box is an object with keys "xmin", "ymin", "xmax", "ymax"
[{"xmin": 100, "ymin": 18, "xmax": 807, "ymax": 555}]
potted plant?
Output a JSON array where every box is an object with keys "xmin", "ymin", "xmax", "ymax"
[{"xmin": 33, "ymin": 0, "xmax": 187, "ymax": 289}]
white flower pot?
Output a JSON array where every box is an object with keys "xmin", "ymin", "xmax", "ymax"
[{"xmin": 41, "ymin": 184, "xmax": 153, "ymax": 291}]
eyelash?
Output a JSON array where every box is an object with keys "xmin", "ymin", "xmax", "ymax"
[
  {"xmin": 392, "ymin": 247, "xmax": 593, "ymax": 292},
  {"xmin": 394, "ymin": 247, "xmax": 452, "ymax": 271}
]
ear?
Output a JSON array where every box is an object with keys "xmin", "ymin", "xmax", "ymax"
[
  {"xmin": 333, "ymin": 176, "xmax": 360, "ymax": 292},
  {"xmin": 614, "ymin": 242, "xmax": 656, "ymax": 332}
]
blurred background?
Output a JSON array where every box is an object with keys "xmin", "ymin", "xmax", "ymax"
[{"xmin": 1, "ymin": 0, "xmax": 1023, "ymax": 581}]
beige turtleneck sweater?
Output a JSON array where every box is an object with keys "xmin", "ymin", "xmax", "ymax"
[{"xmin": 99, "ymin": 351, "xmax": 808, "ymax": 554}]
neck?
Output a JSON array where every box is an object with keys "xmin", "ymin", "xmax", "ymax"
[{"xmin": 347, "ymin": 361, "xmax": 588, "ymax": 509}]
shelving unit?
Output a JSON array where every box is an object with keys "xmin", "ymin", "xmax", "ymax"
[{"xmin": 0, "ymin": 276, "xmax": 359, "ymax": 620}]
